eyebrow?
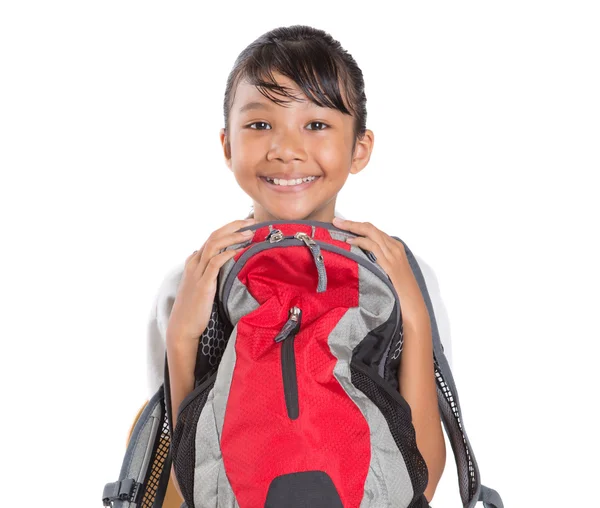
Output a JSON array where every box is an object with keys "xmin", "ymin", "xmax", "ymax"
[
  {"xmin": 238, "ymin": 99, "xmax": 319, "ymax": 114},
  {"xmin": 239, "ymin": 101, "xmax": 272, "ymax": 114}
]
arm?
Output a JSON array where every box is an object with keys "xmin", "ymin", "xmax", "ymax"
[
  {"xmin": 399, "ymin": 317, "xmax": 446, "ymax": 503},
  {"xmin": 329, "ymin": 217, "xmax": 447, "ymax": 502},
  {"xmin": 166, "ymin": 335, "xmax": 199, "ymax": 501}
]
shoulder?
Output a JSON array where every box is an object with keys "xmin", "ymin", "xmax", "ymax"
[
  {"xmin": 389, "ymin": 237, "xmax": 454, "ymax": 368},
  {"xmin": 412, "ymin": 254, "xmax": 440, "ymax": 295},
  {"xmin": 411, "ymin": 253, "xmax": 453, "ymax": 368},
  {"xmin": 388, "ymin": 235, "xmax": 440, "ymax": 294}
]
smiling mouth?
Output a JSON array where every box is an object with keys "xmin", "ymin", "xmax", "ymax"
[
  {"xmin": 262, "ymin": 176, "xmax": 319, "ymax": 186},
  {"xmin": 260, "ymin": 175, "xmax": 320, "ymax": 192}
]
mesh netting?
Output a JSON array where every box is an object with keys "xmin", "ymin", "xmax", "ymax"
[
  {"xmin": 409, "ymin": 494, "xmax": 431, "ymax": 507},
  {"xmin": 350, "ymin": 364, "xmax": 429, "ymax": 506},
  {"xmin": 140, "ymin": 408, "xmax": 171, "ymax": 507},
  {"xmin": 171, "ymin": 376, "xmax": 217, "ymax": 508},
  {"xmin": 194, "ymin": 300, "xmax": 231, "ymax": 386}
]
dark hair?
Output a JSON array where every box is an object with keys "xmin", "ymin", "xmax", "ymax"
[{"xmin": 222, "ymin": 25, "xmax": 368, "ymax": 158}]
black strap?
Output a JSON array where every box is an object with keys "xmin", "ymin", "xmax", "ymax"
[
  {"xmin": 102, "ymin": 478, "xmax": 140, "ymax": 506},
  {"xmin": 164, "ymin": 351, "xmax": 175, "ymax": 440}
]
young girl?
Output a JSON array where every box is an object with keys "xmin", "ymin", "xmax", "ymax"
[{"xmin": 156, "ymin": 24, "xmax": 447, "ymax": 505}]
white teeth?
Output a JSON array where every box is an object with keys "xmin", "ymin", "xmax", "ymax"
[{"xmin": 266, "ymin": 176, "xmax": 317, "ymax": 186}]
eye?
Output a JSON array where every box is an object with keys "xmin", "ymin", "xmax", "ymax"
[
  {"xmin": 307, "ymin": 121, "xmax": 329, "ymax": 131},
  {"xmin": 248, "ymin": 122, "xmax": 271, "ymax": 130}
]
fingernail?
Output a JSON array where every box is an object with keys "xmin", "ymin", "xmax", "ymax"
[
  {"xmin": 241, "ymin": 229, "xmax": 254, "ymax": 236},
  {"xmin": 333, "ymin": 217, "xmax": 344, "ymax": 225},
  {"xmin": 245, "ymin": 218, "xmax": 256, "ymax": 222}
]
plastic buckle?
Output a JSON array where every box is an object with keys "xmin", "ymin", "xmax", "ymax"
[{"xmin": 102, "ymin": 478, "xmax": 139, "ymax": 506}]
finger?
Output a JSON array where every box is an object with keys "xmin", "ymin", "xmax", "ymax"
[
  {"xmin": 184, "ymin": 246, "xmax": 204, "ymax": 273},
  {"xmin": 215, "ymin": 218, "xmax": 257, "ymax": 239},
  {"xmin": 197, "ymin": 226, "xmax": 255, "ymax": 277},
  {"xmin": 339, "ymin": 220, "xmax": 393, "ymax": 260},
  {"xmin": 334, "ymin": 219, "xmax": 379, "ymax": 240},
  {"xmin": 201, "ymin": 228, "xmax": 254, "ymax": 262},
  {"xmin": 199, "ymin": 218, "xmax": 255, "ymax": 254},
  {"xmin": 376, "ymin": 231, "xmax": 404, "ymax": 259},
  {"xmin": 184, "ymin": 238, "xmax": 209, "ymax": 272},
  {"xmin": 198, "ymin": 218, "xmax": 254, "ymax": 259},
  {"xmin": 200, "ymin": 246, "xmax": 245, "ymax": 285},
  {"xmin": 346, "ymin": 235, "xmax": 389, "ymax": 267},
  {"xmin": 185, "ymin": 250, "xmax": 199, "ymax": 264},
  {"xmin": 383, "ymin": 234, "xmax": 406, "ymax": 257}
]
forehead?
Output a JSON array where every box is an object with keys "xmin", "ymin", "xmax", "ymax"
[
  {"xmin": 231, "ymin": 70, "xmax": 351, "ymax": 118},
  {"xmin": 233, "ymin": 79, "xmax": 317, "ymax": 113}
]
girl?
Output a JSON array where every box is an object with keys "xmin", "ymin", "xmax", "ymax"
[{"xmin": 160, "ymin": 24, "xmax": 446, "ymax": 505}]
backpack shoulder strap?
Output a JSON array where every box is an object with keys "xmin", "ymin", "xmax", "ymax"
[
  {"xmin": 102, "ymin": 385, "xmax": 172, "ymax": 507},
  {"xmin": 392, "ymin": 236, "xmax": 503, "ymax": 508}
]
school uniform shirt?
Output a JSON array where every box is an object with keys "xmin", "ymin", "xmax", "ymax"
[{"xmin": 145, "ymin": 212, "xmax": 454, "ymax": 399}]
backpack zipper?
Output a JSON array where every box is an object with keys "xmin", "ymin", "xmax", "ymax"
[
  {"xmin": 266, "ymin": 229, "xmax": 327, "ymax": 292},
  {"xmin": 267, "ymin": 227, "xmax": 284, "ymax": 243},
  {"xmin": 294, "ymin": 232, "xmax": 327, "ymax": 292},
  {"xmin": 274, "ymin": 306, "xmax": 302, "ymax": 420},
  {"xmin": 222, "ymin": 233, "xmax": 402, "ymax": 367}
]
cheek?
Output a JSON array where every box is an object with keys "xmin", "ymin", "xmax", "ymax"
[
  {"xmin": 230, "ymin": 131, "xmax": 265, "ymax": 161},
  {"xmin": 231, "ymin": 170, "xmax": 260, "ymax": 198},
  {"xmin": 231, "ymin": 141, "xmax": 256, "ymax": 164},
  {"xmin": 313, "ymin": 137, "xmax": 351, "ymax": 168}
]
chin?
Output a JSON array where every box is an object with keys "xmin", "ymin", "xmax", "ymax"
[{"xmin": 257, "ymin": 208, "xmax": 316, "ymax": 222}]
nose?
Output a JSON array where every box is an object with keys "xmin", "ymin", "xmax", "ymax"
[{"xmin": 266, "ymin": 127, "xmax": 307, "ymax": 163}]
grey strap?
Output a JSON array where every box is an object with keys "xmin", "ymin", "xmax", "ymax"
[{"xmin": 480, "ymin": 484, "xmax": 503, "ymax": 508}]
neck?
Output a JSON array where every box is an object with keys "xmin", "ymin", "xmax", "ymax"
[{"xmin": 249, "ymin": 202, "xmax": 338, "ymax": 223}]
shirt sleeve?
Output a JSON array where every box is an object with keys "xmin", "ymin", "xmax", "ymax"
[
  {"xmin": 145, "ymin": 262, "xmax": 185, "ymax": 399},
  {"xmin": 413, "ymin": 254, "xmax": 453, "ymax": 369}
]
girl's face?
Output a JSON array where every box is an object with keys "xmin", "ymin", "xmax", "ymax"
[{"xmin": 220, "ymin": 71, "xmax": 373, "ymax": 223}]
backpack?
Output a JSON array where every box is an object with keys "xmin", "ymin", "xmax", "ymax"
[{"xmin": 102, "ymin": 219, "xmax": 503, "ymax": 508}]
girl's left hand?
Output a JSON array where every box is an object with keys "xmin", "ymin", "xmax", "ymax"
[{"xmin": 332, "ymin": 217, "xmax": 430, "ymax": 331}]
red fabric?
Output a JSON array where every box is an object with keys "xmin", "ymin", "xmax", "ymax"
[{"xmin": 221, "ymin": 225, "xmax": 371, "ymax": 507}]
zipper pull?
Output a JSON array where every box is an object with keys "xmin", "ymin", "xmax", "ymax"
[
  {"xmin": 266, "ymin": 228, "xmax": 284, "ymax": 243},
  {"xmin": 295, "ymin": 232, "xmax": 327, "ymax": 293},
  {"xmin": 274, "ymin": 306, "xmax": 302, "ymax": 342}
]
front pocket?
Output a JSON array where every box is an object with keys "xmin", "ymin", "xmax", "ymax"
[
  {"xmin": 171, "ymin": 369, "xmax": 218, "ymax": 507},
  {"xmin": 349, "ymin": 360, "xmax": 429, "ymax": 505}
]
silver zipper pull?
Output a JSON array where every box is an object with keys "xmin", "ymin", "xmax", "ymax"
[
  {"xmin": 274, "ymin": 306, "xmax": 302, "ymax": 342},
  {"xmin": 295, "ymin": 232, "xmax": 327, "ymax": 293},
  {"xmin": 267, "ymin": 229, "xmax": 284, "ymax": 243}
]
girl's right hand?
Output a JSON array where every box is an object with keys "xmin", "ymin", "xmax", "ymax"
[{"xmin": 166, "ymin": 218, "xmax": 256, "ymax": 344}]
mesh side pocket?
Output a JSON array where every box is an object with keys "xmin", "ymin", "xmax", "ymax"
[
  {"xmin": 350, "ymin": 362, "xmax": 429, "ymax": 507},
  {"xmin": 140, "ymin": 407, "xmax": 171, "ymax": 507},
  {"xmin": 171, "ymin": 371, "xmax": 217, "ymax": 508}
]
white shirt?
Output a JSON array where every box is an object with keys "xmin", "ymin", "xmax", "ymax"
[{"xmin": 145, "ymin": 213, "xmax": 453, "ymax": 398}]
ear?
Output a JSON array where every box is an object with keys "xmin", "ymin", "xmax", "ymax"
[
  {"xmin": 349, "ymin": 129, "xmax": 374, "ymax": 176},
  {"xmin": 220, "ymin": 128, "xmax": 232, "ymax": 170}
]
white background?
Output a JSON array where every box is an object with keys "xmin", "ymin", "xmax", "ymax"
[{"xmin": 1, "ymin": 1, "xmax": 598, "ymax": 506}]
